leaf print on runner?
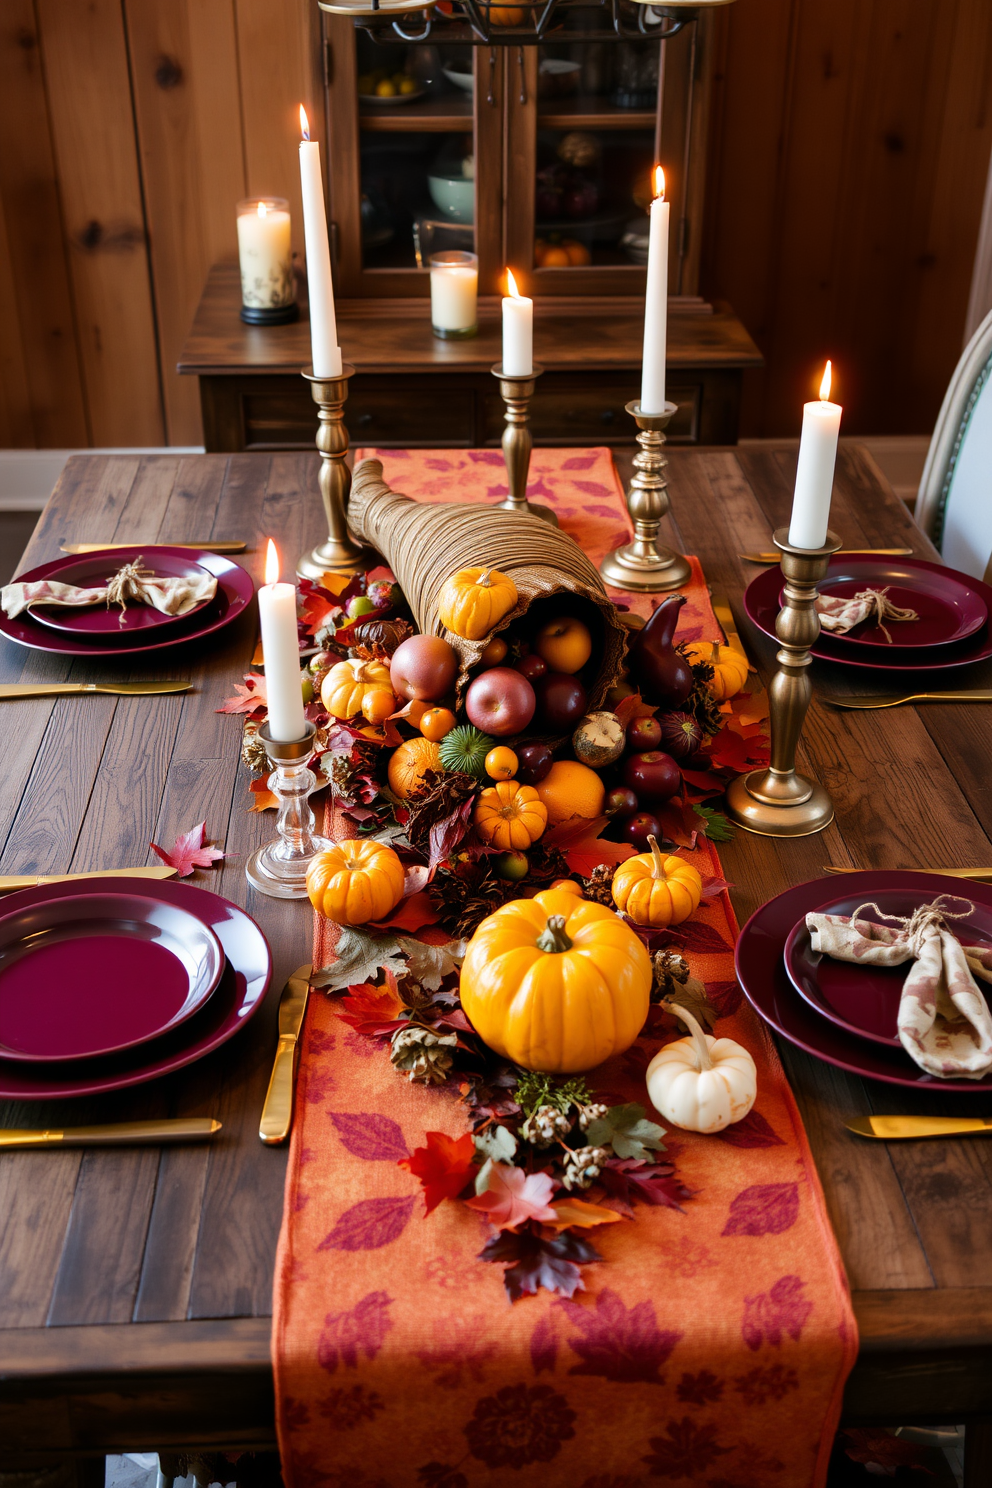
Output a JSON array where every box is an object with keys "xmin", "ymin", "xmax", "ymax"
[
  {"xmin": 282, "ymin": 1397, "xmax": 311, "ymax": 1430},
  {"xmin": 417, "ymin": 1466, "xmax": 468, "ymax": 1488},
  {"xmin": 742, "ymin": 1275, "xmax": 813, "ymax": 1352},
  {"xmin": 673, "ymin": 919, "xmax": 733, "ymax": 954},
  {"xmin": 558, "ymin": 1288, "xmax": 682, "ymax": 1384},
  {"xmin": 722, "ymin": 1182, "xmax": 799, "ymax": 1236},
  {"xmin": 705, "ymin": 979, "xmax": 744, "ymax": 1018},
  {"xmin": 716, "ymin": 1109, "xmax": 785, "ymax": 1149},
  {"xmin": 317, "ymin": 1291, "xmax": 394, "ymax": 1373},
  {"xmin": 642, "ymin": 1418, "xmax": 733, "ymax": 1478},
  {"xmin": 464, "ymin": 1382, "xmax": 576, "ymax": 1468},
  {"xmin": 329, "ymin": 1111, "xmax": 409, "ymax": 1162},
  {"xmin": 675, "ymin": 1369, "xmax": 724, "ymax": 1407},
  {"xmin": 304, "ymin": 1066, "xmax": 337, "ymax": 1105},
  {"xmin": 318, "ymin": 1384, "xmax": 387, "ymax": 1429},
  {"xmin": 414, "ymin": 1314, "xmax": 497, "ymax": 1389},
  {"xmin": 530, "ymin": 1314, "xmax": 558, "ymax": 1375},
  {"xmin": 733, "ymin": 1363, "xmax": 799, "ymax": 1405},
  {"xmin": 317, "ymin": 1196, "xmax": 415, "ymax": 1252}
]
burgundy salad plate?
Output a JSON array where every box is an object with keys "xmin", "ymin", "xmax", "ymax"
[
  {"xmin": 0, "ymin": 892, "xmax": 224, "ymax": 1061},
  {"xmin": 746, "ymin": 556, "xmax": 992, "ymax": 674},
  {"xmin": 0, "ymin": 878, "xmax": 270, "ymax": 1099},
  {"xmin": 736, "ymin": 870, "xmax": 992, "ymax": 1090},
  {"xmin": 0, "ymin": 548, "xmax": 254, "ymax": 658},
  {"xmin": 783, "ymin": 557, "xmax": 986, "ymax": 651},
  {"xmin": 29, "ymin": 551, "xmax": 215, "ymax": 637},
  {"xmin": 784, "ymin": 888, "xmax": 992, "ymax": 1048}
]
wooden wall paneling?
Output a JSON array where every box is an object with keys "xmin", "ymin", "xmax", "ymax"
[
  {"xmin": 0, "ymin": 1, "xmax": 88, "ymax": 446},
  {"xmin": 323, "ymin": 15, "xmax": 362, "ymax": 295},
  {"xmin": 963, "ymin": 136, "xmax": 992, "ymax": 343},
  {"xmin": 0, "ymin": 185, "xmax": 32, "ymax": 448},
  {"xmin": 35, "ymin": 0, "xmax": 164, "ymax": 446},
  {"xmin": 124, "ymin": 0, "xmax": 247, "ymax": 447},
  {"xmin": 659, "ymin": 14, "xmax": 713, "ymax": 299}
]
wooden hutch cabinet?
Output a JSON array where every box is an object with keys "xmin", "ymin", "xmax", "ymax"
[{"xmin": 179, "ymin": 4, "xmax": 761, "ymax": 451}]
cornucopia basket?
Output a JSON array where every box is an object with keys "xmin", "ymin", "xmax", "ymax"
[{"xmin": 348, "ymin": 459, "xmax": 628, "ymax": 713}]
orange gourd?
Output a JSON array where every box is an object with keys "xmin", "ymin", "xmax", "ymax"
[
  {"xmin": 684, "ymin": 640, "xmax": 749, "ymax": 702},
  {"xmin": 387, "ymin": 737, "xmax": 442, "ymax": 799},
  {"xmin": 611, "ymin": 836, "xmax": 702, "ymax": 927},
  {"xmin": 321, "ymin": 658, "xmax": 392, "ymax": 720},
  {"xmin": 437, "ymin": 567, "xmax": 518, "ymax": 641},
  {"xmin": 306, "ymin": 839, "xmax": 405, "ymax": 926},
  {"xmin": 474, "ymin": 780, "xmax": 547, "ymax": 850}
]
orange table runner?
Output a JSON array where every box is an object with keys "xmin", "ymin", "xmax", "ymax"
[{"xmin": 272, "ymin": 449, "xmax": 857, "ymax": 1488}]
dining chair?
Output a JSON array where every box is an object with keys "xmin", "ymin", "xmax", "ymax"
[{"xmin": 915, "ymin": 306, "xmax": 992, "ymax": 580}]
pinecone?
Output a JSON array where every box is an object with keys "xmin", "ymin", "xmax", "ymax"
[
  {"xmin": 577, "ymin": 1102, "xmax": 609, "ymax": 1132},
  {"xmin": 582, "ymin": 863, "xmax": 616, "ymax": 907},
  {"xmin": 682, "ymin": 654, "xmax": 724, "ymax": 737},
  {"xmin": 329, "ymin": 752, "xmax": 357, "ymax": 796},
  {"xmin": 651, "ymin": 949, "xmax": 691, "ymax": 1003},
  {"xmin": 520, "ymin": 1105, "xmax": 573, "ymax": 1148},
  {"xmin": 350, "ymin": 617, "xmax": 414, "ymax": 662},
  {"xmin": 241, "ymin": 727, "xmax": 270, "ymax": 776},
  {"xmin": 390, "ymin": 1025, "xmax": 457, "ymax": 1085},
  {"xmin": 428, "ymin": 865, "xmax": 515, "ymax": 939},
  {"xmin": 562, "ymin": 1145, "xmax": 611, "ymax": 1191}
]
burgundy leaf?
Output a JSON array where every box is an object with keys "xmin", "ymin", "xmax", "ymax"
[
  {"xmin": 722, "ymin": 1182, "xmax": 799, "ymax": 1237},
  {"xmin": 329, "ymin": 1111, "xmax": 409, "ymax": 1162},
  {"xmin": 674, "ymin": 919, "xmax": 734, "ymax": 954},
  {"xmin": 705, "ymin": 978, "xmax": 744, "ymax": 1018},
  {"xmin": 530, "ymin": 1315, "xmax": 558, "ymax": 1374},
  {"xmin": 599, "ymin": 1158, "xmax": 694, "ymax": 1213},
  {"xmin": 642, "ymin": 1418, "xmax": 733, "ymax": 1478},
  {"xmin": 317, "ymin": 1195, "xmax": 415, "ymax": 1252},
  {"xmin": 557, "ymin": 1288, "xmax": 682, "ymax": 1384},
  {"xmin": 717, "ymin": 1109, "xmax": 785, "ymax": 1149},
  {"xmin": 675, "ymin": 1369, "xmax": 725, "ymax": 1406},
  {"xmin": 478, "ymin": 1225, "xmax": 602, "ymax": 1303},
  {"xmin": 317, "ymin": 1290, "xmax": 393, "ymax": 1373},
  {"xmin": 742, "ymin": 1274, "xmax": 812, "ymax": 1352},
  {"xmin": 428, "ymin": 799, "xmax": 475, "ymax": 871}
]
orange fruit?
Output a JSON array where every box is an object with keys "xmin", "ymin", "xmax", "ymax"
[
  {"xmin": 361, "ymin": 687, "xmax": 396, "ymax": 725},
  {"xmin": 485, "ymin": 746, "xmax": 518, "ymax": 780},
  {"xmin": 561, "ymin": 238, "xmax": 591, "ymax": 267},
  {"xmin": 479, "ymin": 635, "xmax": 508, "ymax": 668},
  {"xmin": 540, "ymin": 246, "xmax": 571, "ymax": 268},
  {"xmin": 490, "ymin": 3, "xmax": 526, "ymax": 23},
  {"xmin": 387, "ymin": 737, "xmax": 442, "ymax": 799},
  {"xmin": 535, "ymin": 616, "xmax": 593, "ymax": 674},
  {"xmin": 534, "ymin": 760, "xmax": 605, "ymax": 826},
  {"xmin": 420, "ymin": 706, "xmax": 457, "ymax": 742}
]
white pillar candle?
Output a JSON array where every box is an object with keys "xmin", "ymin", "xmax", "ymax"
[
  {"xmin": 640, "ymin": 166, "xmax": 669, "ymax": 415},
  {"xmin": 502, "ymin": 269, "xmax": 533, "ymax": 376},
  {"xmin": 298, "ymin": 106, "xmax": 342, "ymax": 379},
  {"xmin": 237, "ymin": 198, "xmax": 294, "ymax": 310},
  {"xmin": 788, "ymin": 362, "xmax": 843, "ymax": 549},
  {"xmin": 259, "ymin": 540, "xmax": 307, "ymax": 742},
  {"xmin": 429, "ymin": 251, "xmax": 479, "ymax": 334}
]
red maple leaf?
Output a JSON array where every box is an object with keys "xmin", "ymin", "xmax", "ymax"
[
  {"xmin": 301, "ymin": 587, "xmax": 340, "ymax": 637},
  {"xmin": 655, "ymin": 797, "xmax": 708, "ymax": 849},
  {"xmin": 614, "ymin": 693, "xmax": 658, "ymax": 729},
  {"xmin": 398, "ymin": 1131, "xmax": 477, "ymax": 1215},
  {"xmin": 705, "ymin": 725, "xmax": 769, "ymax": 773},
  {"xmin": 478, "ymin": 1225, "xmax": 602, "ymax": 1302},
  {"xmin": 216, "ymin": 675, "xmax": 267, "ymax": 715},
  {"xmin": 542, "ymin": 814, "xmax": 636, "ymax": 876},
  {"xmin": 335, "ymin": 975, "xmax": 405, "ymax": 1034},
  {"xmin": 150, "ymin": 821, "xmax": 225, "ymax": 877}
]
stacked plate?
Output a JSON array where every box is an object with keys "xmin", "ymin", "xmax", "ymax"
[
  {"xmin": 0, "ymin": 877, "xmax": 270, "ymax": 1099},
  {"xmin": 744, "ymin": 554, "xmax": 992, "ymax": 674},
  {"xmin": 736, "ymin": 870, "xmax": 992, "ymax": 1091},
  {"xmin": 0, "ymin": 547, "xmax": 255, "ymax": 658}
]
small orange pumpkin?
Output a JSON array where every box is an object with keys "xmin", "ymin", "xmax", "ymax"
[
  {"xmin": 684, "ymin": 640, "xmax": 749, "ymax": 702},
  {"xmin": 321, "ymin": 658, "xmax": 392, "ymax": 720},
  {"xmin": 611, "ymin": 836, "xmax": 702, "ymax": 927},
  {"xmin": 387, "ymin": 737, "xmax": 442, "ymax": 799},
  {"xmin": 474, "ymin": 780, "xmax": 547, "ymax": 850},
  {"xmin": 437, "ymin": 567, "xmax": 518, "ymax": 641},
  {"xmin": 306, "ymin": 838, "xmax": 406, "ymax": 926}
]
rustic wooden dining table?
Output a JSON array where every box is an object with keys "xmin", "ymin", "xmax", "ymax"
[{"xmin": 2, "ymin": 445, "xmax": 992, "ymax": 1484}]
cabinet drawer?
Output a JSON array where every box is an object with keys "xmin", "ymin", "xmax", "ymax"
[
  {"xmin": 347, "ymin": 388, "xmax": 476, "ymax": 447},
  {"xmin": 483, "ymin": 382, "xmax": 700, "ymax": 445}
]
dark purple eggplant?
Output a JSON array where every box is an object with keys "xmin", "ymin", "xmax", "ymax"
[{"xmin": 628, "ymin": 594, "xmax": 693, "ymax": 708}]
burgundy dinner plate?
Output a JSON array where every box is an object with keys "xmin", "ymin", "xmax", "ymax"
[
  {"xmin": 745, "ymin": 556, "xmax": 992, "ymax": 673},
  {"xmin": 783, "ymin": 888, "xmax": 992, "ymax": 1048},
  {"xmin": 29, "ymin": 552, "xmax": 215, "ymax": 637},
  {"xmin": 788, "ymin": 559, "xmax": 986, "ymax": 651},
  {"xmin": 736, "ymin": 870, "xmax": 992, "ymax": 1090},
  {"xmin": 0, "ymin": 549, "xmax": 254, "ymax": 658},
  {"xmin": 0, "ymin": 878, "xmax": 271, "ymax": 1098},
  {"xmin": 0, "ymin": 891, "xmax": 224, "ymax": 1061}
]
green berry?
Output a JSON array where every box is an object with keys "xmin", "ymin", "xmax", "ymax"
[
  {"xmin": 495, "ymin": 851, "xmax": 529, "ymax": 882},
  {"xmin": 348, "ymin": 595, "xmax": 376, "ymax": 619},
  {"xmin": 301, "ymin": 674, "xmax": 314, "ymax": 705},
  {"xmin": 438, "ymin": 724, "xmax": 494, "ymax": 780}
]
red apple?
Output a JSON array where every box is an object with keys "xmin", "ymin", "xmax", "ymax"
[
  {"xmin": 391, "ymin": 635, "xmax": 458, "ymax": 702},
  {"xmin": 515, "ymin": 653, "xmax": 548, "ymax": 683},
  {"xmin": 622, "ymin": 812, "xmax": 662, "ymax": 850},
  {"xmin": 626, "ymin": 716, "xmax": 662, "ymax": 753},
  {"xmin": 517, "ymin": 742, "xmax": 553, "ymax": 785},
  {"xmin": 465, "ymin": 667, "xmax": 536, "ymax": 737},
  {"xmin": 623, "ymin": 750, "xmax": 682, "ymax": 804},
  {"xmin": 535, "ymin": 672, "xmax": 587, "ymax": 731},
  {"xmin": 605, "ymin": 786, "xmax": 639, "ymax": 820}
]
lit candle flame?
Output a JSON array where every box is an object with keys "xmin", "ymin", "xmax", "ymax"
[
  {"xmin": 299, "ymin": 105, "xmax": 310, "ymax": 143},
  {"xmin": 506, "ymin": 268, "xmax": 522, "ymax": 299},
  {"xmin": 653, "ymin": 165, "xmax": 665, "ymax": 201},
  {"xmin": 264, "ymin": 539, "xmax": 280, "ymax": 587},
  {"xmin": 257, "ymin": 200, "xmax": 267, "ymax": 219},
  {"xmin": 819, "ymin": 360, "xmax": 833, "ymax": 401}
]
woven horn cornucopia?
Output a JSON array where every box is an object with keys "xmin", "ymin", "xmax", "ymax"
[{"xmin": 348, "ymin": 459, "xmax": 627, "ymax": 709}]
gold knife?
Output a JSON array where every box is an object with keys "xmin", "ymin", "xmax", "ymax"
[
  {"xmin": 61, "ymin": 542, "xmax": 246, "ymax": 554},
  {"xmin": 0, "ymin": 682, "xmax": 191, "ymax": 700},
  {"xmin": 709, "ymin": 588, "xmax": 750, "ymax": 660},
  {"xmin": 0, "ymin": 866, "xmax": 177, "ymax": 891},
  {"xmin": 0, "ymin": 1117, "xmax": 221, "ymax": 1149},
  {"xmin": 823, "ymin": 866, "xmax": 992, "ymax": 881},
  {"xmin": 827, "ymin": 690, "xmax": 992, "ymax": 710},
  {"xmin": 741, "ymin": 548, "xmax": 914, "ymax": 563},
  {"xmin": 846, "ymin": 1115, "xmax": 992, "ymax": 1140},
  {"xmin": 260, "ymin": 964, "xmax": 312, "ymax": 1146}
]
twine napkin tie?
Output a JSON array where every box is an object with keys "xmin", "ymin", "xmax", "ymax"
[
  {"xmin": 806, "ymin": 896, "xmax": 992, "ymax": 1078},
  {"xmin": 816, "ymin": 586, "xmax": 918, "ymax": 643},
  {"xmin": 2, "ymin": 557, "xmax": 217, "ymax": 627}
]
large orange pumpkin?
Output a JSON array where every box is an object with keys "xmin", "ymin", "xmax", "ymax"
[{"xmin": 306, "ymin": 839, "xmax": 405, "ymax": 925}]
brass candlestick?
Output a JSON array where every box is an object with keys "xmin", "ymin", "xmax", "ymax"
[
  {"xmin": 492, "ymin": 364, "xmax": 557, "ymax": 526},
  {"xmin": 724, "ymin": 527, "xmax": 842, "ymax": 837},
  {"xmin": 600, "ymin": 401, "xmax": 691, "ymax": 592},
  {"xmin": 297, "ymin": 363, "xmax": 366, "ymax": 581}
]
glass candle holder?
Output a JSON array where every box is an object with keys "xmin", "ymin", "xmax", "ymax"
[
  {"xmin": 429, "ymin": 250, "xmax": 478, "ymax": 339},
  {"xmin": 245, "ymin": 723, "xmax": 332, "ymax": 898},
  {"xmin": 237, "ymin": 197, "xmax": 298, "ymax": 325}
]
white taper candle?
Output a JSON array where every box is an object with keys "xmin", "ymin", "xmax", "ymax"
[
  {"xmin": 258, "ymin": 539, "xmax": 307, "ymax": 742},
  {"xmin": 640, "ymin": 166, "xmax": 669, "ymax": 415},
  {"xmin": 502, "ymin": 269, "xmax": 533, "ymax": 377},
  {"xmin": 788, "ymin": 362, "xmax": 842, "ymax": 549},
  {"xmin": 298, "ymin": 107, "xmax": 342, "ymax": 379}
]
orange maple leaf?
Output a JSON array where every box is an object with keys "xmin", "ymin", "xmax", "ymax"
[
  {"xmin": 248, "ymin": 777, "xmax": 278, "ymax": 812},
  {"xmin": 547, "ymin": 1197, "xmax": 624, "ymax": 1230}
]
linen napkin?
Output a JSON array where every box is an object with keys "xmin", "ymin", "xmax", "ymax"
[
  {"xmin": 815, "ymin": 587, "xmax": 918, "ymax": 643},
  {"xmin": 806, "ymin": 897, "xmax": 992, "ymax": 1077},
  {"xmin": 2, "ymin": 558, "xmax": 217, "ymax": 625}
]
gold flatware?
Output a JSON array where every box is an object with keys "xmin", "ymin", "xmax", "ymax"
[
  {"xmin": 709, "ymin": 588, "xmax": 748, "ymax": 657},
  {"xmin": 61, "ymin": 541, "xmax": 246, "ymax": 554},
  {"xmin": 0, "ymin": 681, "xmax": 191, "ymax": 700},
  {"xmin": 823, "ymin": 866, "xmax": 992, "ymax": 881},
  {"xmin": 827, "ymin": 690, "xmax": 992, "ymax": 710},
  {"xmin": 260, "ymin": 963, "xmax": 312, "ymax": 1146},
  {"xmin": 740, "ymin": 548, "xmax": 914, "ymax": 564},
  {"xmin": 846, "ymin": 1115, "xmax": 992, "ymax": 1140},
  {"xmin": 0, "ymin": 866, "xmax": 177, "ymax": 891},
  {"xmin": 0, "ymin": 1117, "xmax": 221, "ymax": 1149}
]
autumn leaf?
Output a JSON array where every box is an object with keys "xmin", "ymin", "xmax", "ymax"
[
  {"xmin": 585, "ymin": 1103, "xmax": 666, "ymax": 1161},
  {"xmin": 248, "ymin": 776, "xmax": 278, "ymax": 812},
  {"xmin": 311, "ymin": 928, "xmax": 405, "ymax": 993},
  {"xmin": 398, "ymin": 1130, "xmax": 477, "ymax": 1215},
  {"xmin": 396, "ymin": 935, "xmax": 466, "ymax": 991},
  {"xmin": 478, "ymin": 1225, "xmax": 602, "ymax": 1302},
  {"xmin": 464, "ymin": 1162, "xmax": 557, "ymax": 1231},
  {"xmin": 547, "ymin": 1197, "xmax": 624, "ymax": 1230},
  {"xmin": 216, "ymin": 675, "xmax": 267, "ymax": 715},
  {"xmin": 840, "ymin": 1429, "xmax": 936, "ymax": 1474},
  {"xmin": 706, "ymin": 725, "xmax": 770, "ymax": 773},
  {"xmin": 542, "ymin": 814, "xmax": 636, "ymax": 876},
  {"xmin": 558, "ymin": 1288, "xmax": 682, "ymax": 1383},
  {"xmin": 150, "ymin": 821, "xmax": 225, "ymax": 878},
  {"xmin": 716, "ymin": 1109, "xmax": 784, "ymax": 1148},
  {"xmin": 655, "ymin": 796, "xmax": 708, "ymax": 849},
  {"xmin": 722, "ymin": 1182, "xmax": 799, "ymax": 1236},
  {"xmin": 614, "ymin": 693, "xmax": 658, "ymax": 729},
  {"xmin": 334, "ymin": 973, "xmax": 405, "ymax": 1033},
  {"xmin": 599, "ymin": 1158, "xmax": 694, "ymax": 1215}
]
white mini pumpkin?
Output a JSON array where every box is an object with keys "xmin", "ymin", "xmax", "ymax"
[{"xmin": 646, "ymin": 1004, "xmax": 757, "ymax": 1133}]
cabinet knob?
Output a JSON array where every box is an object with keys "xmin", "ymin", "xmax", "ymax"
[
  {"xmin": 356, "ymin": 413, "xmax": 373, "ymax": 428},
  {"xmin": 600, "ymin": 409, "xmax": 616, "ymax": 425}
]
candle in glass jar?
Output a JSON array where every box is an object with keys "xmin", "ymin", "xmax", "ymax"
[
  {"xmin": 502, "ymin": 269, "xmax": 533, "ymax": 376},
  {"xmin": 640, "ymin": 166, "xmax": 669, "ymax": 415},
  {"xmin": 429, "ymin": 250, "xmax": 479, "ymax": 338},
  {"xmin": 258, "ymin": 539, "xmax": 306, "ymax": 742},
  {"xmin": 298, "ymin": 106, "xmax": 342, "ymax": 379},
  {"xmin": 788, "ymin": 362, "xmax": 842, "ymax": 549},
  {"xmin": 237, "ymin": 198, "xmax": 294, "ymax": 311}
]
